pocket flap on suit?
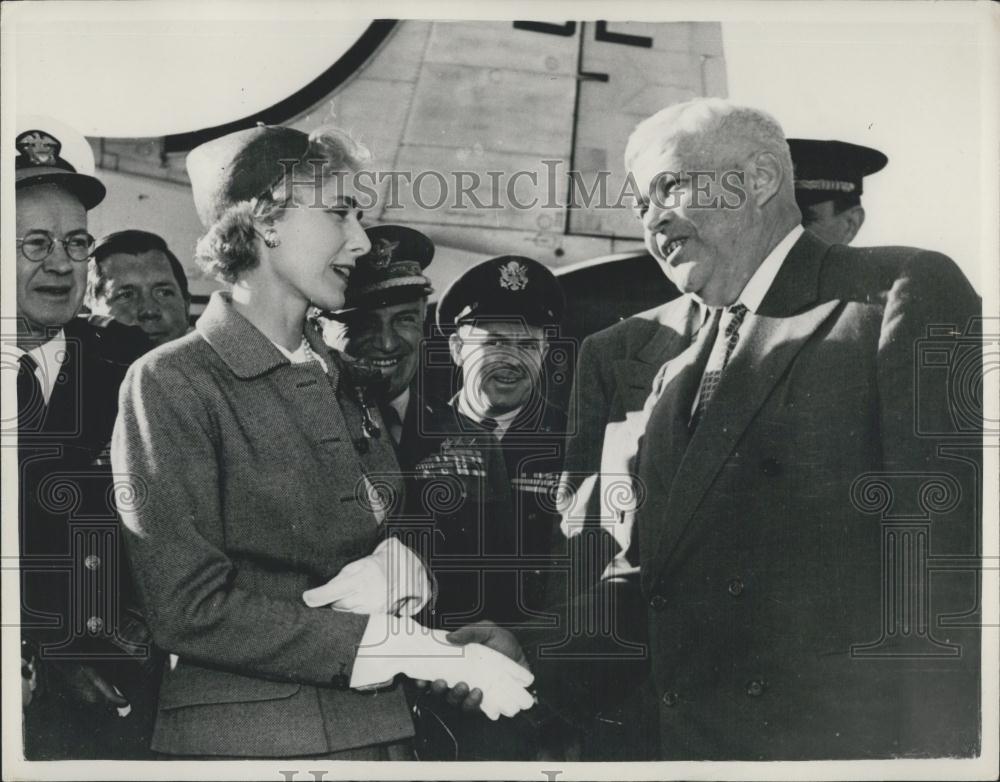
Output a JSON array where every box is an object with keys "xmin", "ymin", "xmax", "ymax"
[{"xmin": 159, "ymin": 661, "xmax": 301, "ymax": 710}]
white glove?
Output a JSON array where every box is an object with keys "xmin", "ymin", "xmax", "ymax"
[
  {"xmin": 303, "ymin": 537, "xmax": 431, "ymax": 617},
  {"xmin": 351, "ymin": 615, "xmax": 535, "ymax": 721}
]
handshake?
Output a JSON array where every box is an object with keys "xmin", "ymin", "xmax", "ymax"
[{"xmin": 302, "ymin": 538, "xmax": 534, "ymax": 721}]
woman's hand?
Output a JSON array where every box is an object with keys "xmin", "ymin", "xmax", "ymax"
[{"xmin": 302, "ymin": 537, "xmax": 431, "ymax": 616}]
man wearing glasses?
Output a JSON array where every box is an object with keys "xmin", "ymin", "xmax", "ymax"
[{"xmin": 12, "ymin": 118, "xmax": 153, "ymax": 759}]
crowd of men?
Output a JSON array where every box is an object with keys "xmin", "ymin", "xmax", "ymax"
[{"xmin": 11, "ymin": 99, "xmax": 982, "ymax": 762}]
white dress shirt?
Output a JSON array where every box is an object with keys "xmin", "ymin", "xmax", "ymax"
[
  {"xmin": 9, "ymin": 329, "xmax": 68, "ymax": 405},
  {"xmin": 455, "ymin": 389, "xmax": 522, "ymax": 439}
]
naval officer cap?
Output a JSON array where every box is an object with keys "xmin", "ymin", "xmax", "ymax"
[
  {"xmin": 185, "ymin": 124, "xmax": 311, "ymax": 227},
  {"xmin": 345, "ymin": 225, "xmax": 435, "ymax": 310},
  {"xmin": 15, "ymin": 115, "xmax": 106, "ymax": 210},
  {"xmin": 437, "ymin": 255, "xmax": 565, "ymax": 332},
  {"xmin": 788, "ymin": 139, "xmax": 888, "ymax": 208}
]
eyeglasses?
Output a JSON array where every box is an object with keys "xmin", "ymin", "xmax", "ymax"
[{"xmin": 16, "ymin": 231, "xmax": 96, "ymax": 263}]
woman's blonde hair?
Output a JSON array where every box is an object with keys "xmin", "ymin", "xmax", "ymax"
[{"xmin": 194, "ymin": 126, "xmax": 371, "ymax": 283}]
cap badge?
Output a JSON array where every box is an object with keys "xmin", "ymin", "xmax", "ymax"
[
  {"xmin": 371, "ymin": 238, "xmax": 400, "ymax": 269},
  {"xmin": 499, "ymin": 260, "xmax": 529, "ymax": 291},
  {"xmin": 16, "ymin": 130, "xmax": 61, "ymax": 167}
]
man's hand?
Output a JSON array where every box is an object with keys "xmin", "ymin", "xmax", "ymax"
[
  {"xmin": 418, "ymin": 621, "xmax": 530, "ymax": 713},
  {"xmin": 48, "ymin": 662, "xmax": 129, "ymax": 710}
]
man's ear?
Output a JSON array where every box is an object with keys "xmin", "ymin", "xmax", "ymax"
[
  {"xmin": 840, "ymin": 205, "xmax": 866, "ymax": 244},
  {"xmin": 748, "ymin": 151, "xmax": 783, "ymax": 208},
  {"xmin": 448, "ymin": 331, "xmax": 464, "ymax": 367}
]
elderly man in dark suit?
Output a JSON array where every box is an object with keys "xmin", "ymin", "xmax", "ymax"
[{"xmin": 473, "ymin": 98, "xmax": 983, "ymax": 762}]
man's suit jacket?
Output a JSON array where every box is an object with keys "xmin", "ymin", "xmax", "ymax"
[
  {"xmin": 629, "ymin": 231, "xmax": 981, "ymax": 759},
  {"xmin": 112, "ymin": 292, "xmax": 413, "ymax": 757},
  {"xmin": 555, "ymin": 301, "xmax": 704, "ymax": 593}
]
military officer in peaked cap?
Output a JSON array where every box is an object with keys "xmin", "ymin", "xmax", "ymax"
[
  {"xmin": 335, "ymin": 224, "xmax": 444, "ymax": 473},
  {"xmin": 408, "ymin": 256, "xmax": 570, "ymax": 759},
  {"xmin": 10, "ymin": 116, "xmax": 156, "ymax": 759},
  {"xmin": 788, "ymin": 138, "xmax": 888, "ymax": 245}
]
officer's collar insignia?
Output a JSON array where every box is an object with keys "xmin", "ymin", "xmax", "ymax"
[
  {"xmin": 371, "ymin": 237, "xmax": 400, "ymax": 269},
  {"xmin": 499, "ymin": 260, "xmax": 529, "ymax": 291},
  {"xmin": 16, "ymin": 130, "xmax": 62, "ymax": 167}
]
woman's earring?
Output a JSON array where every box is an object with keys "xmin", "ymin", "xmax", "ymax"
[{"xmin": 262, "ymin": 228, "xmax": 281, "ymax": 248}]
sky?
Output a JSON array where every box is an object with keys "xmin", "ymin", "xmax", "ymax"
[{"xmin": 723, "ymin": 17, "xmax": 993, "ymax": 292}]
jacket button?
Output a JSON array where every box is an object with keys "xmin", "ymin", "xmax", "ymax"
[
  {"xmin": 661, "ymin": 691, "xmax": 679, "ymax": 707},
  {"xmin": 760, "ymin": 457, "xmax": 781, "ymax": 476},
  {"xmin": 727, "ymin": 578, "xmax": 744, "ymax": 597},
  {"xmin": 84, "ymin": 555, "xmax": 101, "ymax": 571},
  {"xmin": 331, "ymin": 672, "xmax": 350, "ymax": 689},
  {"xmin": 649, "ymin": 594, "xmax": 667, "ymax": 610},
  {"xmin": 746, "ymin": 679, "xmax": 766, "ymax": 697}
]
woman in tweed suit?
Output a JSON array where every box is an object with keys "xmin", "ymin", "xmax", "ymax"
[{"xmin": 111, "ymin": 125, "xmax": 533, "ymax": 759}]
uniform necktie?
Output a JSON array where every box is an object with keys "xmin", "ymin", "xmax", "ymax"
[
  {"xmin": 17, "ymin": 353, "xmax": 46, "ymax": 431},
  {"xmin": 476, "ymin": 417, "xmax": 500, "ymax": 437},
  {"xmin": 691, "ymin": 303, "xmax": 749, "ymax": 429},
  {"xmin": 380, "ymin": 403, "xmax": 404, "ymax": 445}
]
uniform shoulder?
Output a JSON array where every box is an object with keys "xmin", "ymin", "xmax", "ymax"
[
  {"xmin": 124, "ymin": 327, "xmax": 215, "ymax": 387},
  {"xmin": 70, "ymin": 315, "xmax": 152, "ymax": 367},
  {"xmin": 540, "ymin": 398, "xmax": 568, "ymax": 430}
]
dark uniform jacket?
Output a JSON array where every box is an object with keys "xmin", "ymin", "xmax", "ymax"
[
  {"xmin": 530, "ymin": 232, "xmax": 982, "ymax": 760},
  {"xmin": 112, "ymin": 292, "xmax": 413, "ymax": 757},
  {"xmin": 18, "ymin": 315, "xmax": 154, "ymax": 758},
  {"xmin": 410, "ymin": 398, "xmax": 568, "ymax": 630}
]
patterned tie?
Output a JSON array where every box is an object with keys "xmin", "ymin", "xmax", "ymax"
[
  {"xmin": 691, "ymin": 303, "xmax": 749, "ymax": 429},
  {"xmin": 17, "ymin": 353, "xmax": 46, "ymax": 431}
]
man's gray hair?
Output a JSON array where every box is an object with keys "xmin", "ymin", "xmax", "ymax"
[{"xmin": 625, "ymin": 98, "xmax": 793, "ymax": 181}]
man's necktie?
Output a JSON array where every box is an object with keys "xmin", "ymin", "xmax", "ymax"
[
  {"xmin": 477, "ymin": 417, "xmax": 500, "ymax": 437},
  {"xmin": 691, "ymin": 303, "xmax": 749, "ymax": 429},
  {"xmin": 380, "ymin": 403, "xmax": 404, "ymax": 446},
  {"xmin": 17, "ymin": 353, "xmax": 46, "ymax": 431}
]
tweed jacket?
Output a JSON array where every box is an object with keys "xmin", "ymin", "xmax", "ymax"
[{"xmin": 111, "ymin": 292, "xmax": 413, "ymax": 757}]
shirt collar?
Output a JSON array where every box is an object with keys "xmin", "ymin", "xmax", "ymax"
[
  {"xmin": 9, "ymin": 329, "xmax": 67, "ymax": 405},
  {"xmin": 197, "ymin": 291, "xmax": 335, "ymax": 383},
  {"xmin": 737, "ymin": 224, "xmax": 804, "ymax": 314},
  {"xmin": 454, "ymin": 390, "xmax": 522, "ymax": 438}
]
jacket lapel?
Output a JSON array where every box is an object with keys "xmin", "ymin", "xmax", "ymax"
[
  {"xmin": 647, "ymin": 231, "xmax": 843, "ymax": 579},
  {"xmin": 635, "ymin": 314, "xmax": 719, "ymax": 583},
  {"xmin": 612, "ymin": 302, "xmax": 700, "ymax": 413}
]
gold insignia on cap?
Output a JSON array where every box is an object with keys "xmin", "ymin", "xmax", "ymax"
[
  {"xmin": 371, "ymin": 238, "xmax": 400, "ymax": 269},
  {"xmin": 16, "ymin": 131, "xmax": 61, "ymax": 166},
  {"xmin": 499, "ymin": 260, "xmax": 529, "ymax": 291}
]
